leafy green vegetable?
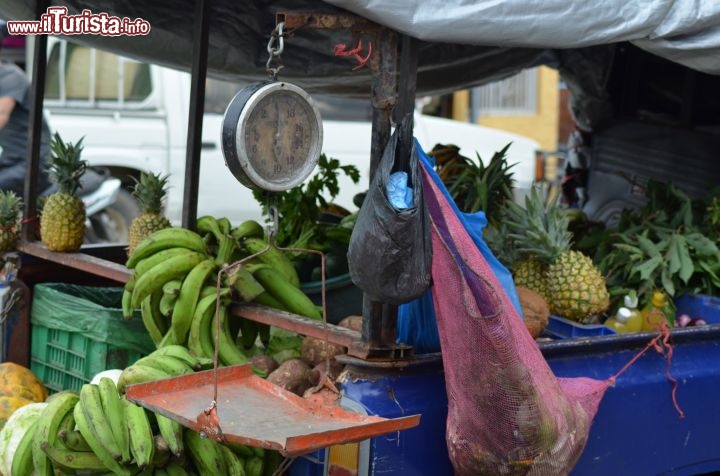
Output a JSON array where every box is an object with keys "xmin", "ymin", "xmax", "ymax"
[
  {"xmin": 253, "ymin": 154, "xmax": 360, "ymax": 250},
  {"xmin": 593, "ymin": 180, "xmax": 720, "ymax": 308}
]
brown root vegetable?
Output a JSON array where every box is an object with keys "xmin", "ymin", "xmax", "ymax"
[
  {"xmin": 517, "ymin": 286, "xmax": 550, "ymax": 339},
  {"xmin": 301, "ymin": 336, "xmax": 346, "ymax": 367},
  {"xmin": 313, "ymin": 360, "xmax": 344, "ymax": 383},
  {"xmin": 338, "ymin": 315, "xmax": 362, "ymax": 332},
  {"xmin": 266, "ymin": 359, "xmax": 317, "ymax": 396},
  {"xmin": 250, "ymin": 354, "xmax": 279, "ymax": 376}
]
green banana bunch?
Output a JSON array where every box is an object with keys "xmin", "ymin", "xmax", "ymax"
[
  {"xmin": 98, "ymin": 376, "xmax": 132, "ymax": 463},
  {"xmin": 32, "ymin": 391, "xmax": 79, "ymax": 476},
  {"xmin": 162, "ymin": 279, "xmax": 183, "ymax": 298},
  {"xmin": 216, "ymin": 234, "xmax": 239, "ymax": 266},
  {"xmin": 58, "ymin": 429, "xmax": 92, "ymax": 452},
  {"xmin": 231, "ymin": 219, "xmax": 265, "ymax": 241},
  {"xmin": 79, "ymin": 384, "xmax": 123, "ymax": 461},
  {"xmin": 117, "ymin": 364, "xmax": 172, "ymax": 394},
  {"xmin": 126, "ymin": 227, "xmax": 208, "ymax": 268},
  {"xmin": 159, "ymin": 292, "xmax": 178, "ymax": 318},
  {"xmin": 118, "ymin": 346, "xmax": 204, "ymax": 393},
  {"xmin": 187, "ymin": 292, "xmax": 221, "ymax": 360},
  {"xmin": 43, "ymin": 444, "xmax": 110, "ymax": 474},
  {"xmin": 151, "ymin": 343, "xmax": 210, "ymax": 370},
  {"xmin": 155, "ymin": 412, "xmax": 184, "ymax": 458},
  {"xmin": 219, "ymin": 443, "xmax": 247, "ymax": 476},
  {"xmin": 159, "ymin": 279, "xmax": 183, "ymax": 319},
  {"xmin": 212, "ymin": 304, "xmax": 248, "ymax": 366},
  {"xmin": 238, "ymin": 316, "xmax": 260, "ymax": 350},
  {"xmin": 184, "ymin": 429, "xmax": 227, "ymax": 474},
  {"xmin": 170, "ymin": 258, "xmax": 218, "ymax": 344},
  {"xmin": 197, "ymin": 215, "xmax": 225, "ymax": 242},
  {"xmin": 124, "ymin": 399, "xmax": 155, "ymax": 470},
  {"xmin": 73, "ymin": 396, "xmax": 132, "ymax": 475},
  {"xmin": 141, "ymin": 290, "xmax": 168, "ymax": 347},
  {"xmin": 131, "ymin": 251, "xmax": 208, "ymax": 309},
  {"xmin": 165, "ymin": 460, "xmax": 192, "ymax": 475},
  {"xmin": 226, "ymin": 264, "xmax": 265, "ymax": 302},
  {"xmin": 247, "ymin": 264, "xmax": 321, "ymax": 320},
  {"xmin": 10, "ymin": 418, "xmax": 38, "ymax": 476},
  {"xmin": 242, "ymin": 237, "xmax": 300, "ymax": 288},
  {"xmin": 133, "ymin": 353, "xmax": 196, "ymax": 377},
  {"xmin": 246, "ymin": 455, "xmax": 265, "ymax": 476}
]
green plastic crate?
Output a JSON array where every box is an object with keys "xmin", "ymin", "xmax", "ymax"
[
  {"xmin": 30, "ymin": 283, "xmax": 155, "ymax": 393},
  {"xmin": 30, "ymin": 325, "xmax": 145, "ymax": 393}
]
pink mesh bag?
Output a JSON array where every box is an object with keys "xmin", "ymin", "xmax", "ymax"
[{"xmin": 420, "ymin": 165, "xmax": 613, "ymax": 475}]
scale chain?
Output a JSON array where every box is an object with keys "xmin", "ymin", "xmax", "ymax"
[{"xmin": 266, "ymin": 22, "xmax": 285, "ymax": 79}]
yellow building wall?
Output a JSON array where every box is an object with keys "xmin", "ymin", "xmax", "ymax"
[{"xmin": 453, "ymin": 67, "xmax": 560, "ymax": 151}]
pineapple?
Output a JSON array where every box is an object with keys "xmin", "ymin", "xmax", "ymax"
[
  {"xmin": 505, "ymin": 188, "xmax": 609, "ymax": 322},
  {"xmin": 0, "ymin": 190, "xmax": 23, "ymax": 253},
  {"xmin": 127, "ymin": 172, "xmax": 171, "ymax": 256},
  {"xmin": 512, "ymin": 258, "xmax": 549, "ymax": 300},
  {"xmin": 40, "ymin": 133, "xmax": 87, "ymax": 252}
]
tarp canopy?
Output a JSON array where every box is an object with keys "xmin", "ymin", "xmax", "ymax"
[
  {"xmin": 327, "ymin": 0, "xmax": 720, "ymax": 76},
  {"xmin": 1, "ymin": 0, "xmax": 718, "ymax": 95},
  {"xmin": 1, "ymin": 0, "xmax": 718, "ymax": 128}
]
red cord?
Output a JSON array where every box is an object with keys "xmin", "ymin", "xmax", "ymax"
[
  {"xmin": 609, "ymin": 323, "xmax": 684, "ymax": 418},
  {"xmin": 333, "ymin": 39, "xmax": 372, "ymax": 71}
]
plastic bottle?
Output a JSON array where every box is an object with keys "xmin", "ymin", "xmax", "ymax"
[
  {"xmin": 641, "ymin": 291, "xmax": 675, "ymax": 331},
  {"xmin": 606, "ymin": 306, "xmax": 643, "ymax": 333}
]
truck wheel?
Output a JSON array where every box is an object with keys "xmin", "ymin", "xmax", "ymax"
[{"xmin": 85, "ymin": 189, "xmax": 140, "ymax": 244}]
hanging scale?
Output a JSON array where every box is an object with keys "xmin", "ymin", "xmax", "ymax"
[{"xmin": 221, "ymin": 21, "xmax": 324, "ymax": 192}]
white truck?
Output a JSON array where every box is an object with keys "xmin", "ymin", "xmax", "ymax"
[{"xmin": 39, "ymin": 38, "xmax": 541, "ymax": 239}]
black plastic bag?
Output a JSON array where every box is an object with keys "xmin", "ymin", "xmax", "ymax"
[{"xmin": 347, "ymin": 121, "xmax": 432, "ymax": 304}]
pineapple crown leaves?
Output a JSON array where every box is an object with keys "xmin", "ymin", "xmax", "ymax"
[
  {"xmin": 0, "ymin": 190, "xmax": 22, "ymax": 228},
  {"xmin": 502, "ymin": 187, "xmax": 573, "ymax": 264},
  {"xmin": 131, "ymin": 172, "xmax": 169, "ymax": 214},
  {"xmin": 443, "ymin": 143, "xmax": 517, "ymax": 220},
  {"xmin": 48, "ymin": 133, "xmax": 87, "ymax": 196}
]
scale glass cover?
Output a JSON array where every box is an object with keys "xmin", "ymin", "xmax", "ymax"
[{"xmin": 221, "ymin": 81, "xmax": 323, "ymax": 192}]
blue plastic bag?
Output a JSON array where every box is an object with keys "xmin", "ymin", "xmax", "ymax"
[{"xmin": 397, "ymin": 141, "xmax": 523, "ymax": 353}]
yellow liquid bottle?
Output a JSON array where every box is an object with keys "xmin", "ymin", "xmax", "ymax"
[
  {"xmin": 606, "ymin": 307, "xmax": 643, "ymax": 333},
  {"xmin": 641, "ymin": 291, "xmax": 674, "ymax": 331}
]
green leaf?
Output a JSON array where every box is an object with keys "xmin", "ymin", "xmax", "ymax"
[
  {"xmin": 667, "ymin": 234, "xmax": 681, "ymax": 275},
  {"xmin": 636, "ymin": 233, "xmax": 661, "ymax": 258},
  {"xmin": 675, "ymin": 235, "xmax": 694, "ymax": 284},
  {"xmin": 661, "ymin": 267, "xmax": 675, "ymax": 296},
  {"xmin": 686, "ymin": 233, "xmax": 720, "ymax": 257},
  {"xmin": 633, "ymin": 256, "xmax": 663, "ymax": 281},
  {"xmin": 698, "ymin": 261, "xmax": 720, "ymax": 289},
  {"xmin": 613, "ymin": 243, "xmax": 643, "ymax": 257}
]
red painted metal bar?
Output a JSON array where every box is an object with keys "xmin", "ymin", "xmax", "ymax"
[{"xmin": 230, "ymin": 302, "xmax": 360, "ymax": 348}]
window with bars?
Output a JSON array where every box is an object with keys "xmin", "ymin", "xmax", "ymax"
[
  {"xmin": 472, "ymin": 68, "xmax": 538, "ymax": 116},
  {"xmin": 45, "ymin": 42, "xmax": 152, "ymax": 108}
]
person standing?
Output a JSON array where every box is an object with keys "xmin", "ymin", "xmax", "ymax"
[{"xmin": 0, "ymin": 25, "xmax": 51, "ymax": 197}]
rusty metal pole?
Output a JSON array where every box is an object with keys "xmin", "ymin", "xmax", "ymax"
[
  {"xmin": 22, "ymin": 0, "xmax": 49, "ymax": 241},
  {"xmin": 181, "ymin": 0, "xmax": 210, "ymax": 231},
  {"xmin": 361, "ymin": 27, "xmax": 397, "ymax": 349}
]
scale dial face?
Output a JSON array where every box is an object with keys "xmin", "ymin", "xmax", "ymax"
[{"xmin": 222, "ymin": 82, "xmax": 323, "ymax": 191}]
